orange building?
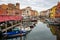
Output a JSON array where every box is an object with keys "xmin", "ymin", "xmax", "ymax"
[
  {"xmin": 30, "ymin": 10, "xmax": 35, "ymax": 16},
  {"xmin": 55, "ymin": 2, "xmax": 60, "ymax": 18},
  {"xmin": 0, "ymin": 9, "xmax": 7, "ymax": 15},
  {"xmin": 40, "ymin": 11, "xmax": 47, "ymax": 17},
  {"xmin": 15, "ymin": 9, "xmax": 22, "ymax": 16},
  {"xmin": 0, "ymin": 3, "xmax": 22, "ymax": 16},
  {"xmin": 30, "ymin": 10, "xmax": 38, "ymax": 16}
]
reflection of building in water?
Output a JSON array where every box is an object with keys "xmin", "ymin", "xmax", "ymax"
[
  {"xmin": 49, "ymin": 25, "xmax": 56, "ymax": 35},
  {"xmin": 57, "ymin": 35, "xmax": 60, "ymax": 40},
  {"xmin": 56, "ymin": 26, "xmax": 60, "ymax": 40},
  {"xmin": 48, "ymin": 25, "xmax": 60, "ymax": 40}
]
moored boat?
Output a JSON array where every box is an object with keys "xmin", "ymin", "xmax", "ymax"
[{"xmin": 3, "ymin": 30, "xmax": 27, "ymax": 38}]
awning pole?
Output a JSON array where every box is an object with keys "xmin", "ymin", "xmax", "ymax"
[{"xmin": 5, "ymin": 21, "xmax": 7, "ymax": 33}]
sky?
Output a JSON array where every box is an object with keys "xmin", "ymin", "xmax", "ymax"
[{"xmin": 0, "ymin": 0, "xmax": 60, "ymax": 12}]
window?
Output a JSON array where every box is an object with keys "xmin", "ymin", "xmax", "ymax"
[
  {"xmin": 27, "ymin": 11, "xmax": 29, "ymax": 13},
  {"xmin": 15, "ymin": 12, "xmax": 19, "ymax": 15}
]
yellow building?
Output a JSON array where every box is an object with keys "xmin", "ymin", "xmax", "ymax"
[
  {"xmin": 50, "ymin": 6, "xmax": 56, "ymax": 19},
  {"xmin": 49, "ymin": 25, "xmax": 56, "ymax": 35}
]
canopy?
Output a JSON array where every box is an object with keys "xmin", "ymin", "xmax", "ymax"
[{"xmin": 0, "ymin": 15, "xmax": 23, "ymax": 22}]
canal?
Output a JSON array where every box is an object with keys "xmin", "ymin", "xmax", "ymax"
[{"xmin": 7, "ymin": 21, "xmax": 56, "ymax": 40}]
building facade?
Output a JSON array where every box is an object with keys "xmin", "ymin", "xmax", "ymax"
[
  {"xmin": 55, "ymin": 2, "xmax": 60, "ymax": 18},
  {"xmin": 49, "ymin": 6, "xmax": 56, "ymax": 19},
  {"xmin": 0, "ymin": 3, "xmax": 22, "ymax": 16},
  {"xmin": 22, "ymin": 7, "xmax": 38, "ymax": 17}
]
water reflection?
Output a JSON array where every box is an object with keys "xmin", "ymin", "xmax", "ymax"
[
  {"xmin": 5, "ymin": 21, "xmax": 58, "ymax": 40},
  {"xmin": 5, "ymin": 21, "xmax": 37, "ymax": 40},
  {"xmin": 25, "ymin": 21, "xmax": 56, "ymax": 40},
  {"xmin": 48, "ymin": 24, "xmax": 60, "ymax": 40}
]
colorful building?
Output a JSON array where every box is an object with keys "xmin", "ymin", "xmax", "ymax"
[
  {"xmin": 0, "ymin": 9, "xmax": 7, "ymax": 15},
  {"xmin": 49, "ymin": 6, "xmax": 56, "ymax": 19},
  {"xmin": 21, "ymin": 7, "xmax": 38, "ymax": 17},
  {"xmin": 0, "ymin": 3, "xmax": 22, "ymax": 16},
  {"xmin": 55, "ymin": 2, "xmax": 60, "ymax": 18},
  {"xmin": 0, "ymin": 3, "xmax": 38, "ymax": 17},
  {"xmin": 40, "ymin": 10, "xmax": 47, "ymax": 17}
]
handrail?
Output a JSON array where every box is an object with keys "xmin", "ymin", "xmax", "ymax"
[{"xmin": 2, "ymin": 23, "xmax": 21, "ymax": 32}]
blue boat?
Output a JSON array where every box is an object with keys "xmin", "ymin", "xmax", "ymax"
[{"xmin": 3, "ymin": 30, "xmax": 27, "ymax": 38}]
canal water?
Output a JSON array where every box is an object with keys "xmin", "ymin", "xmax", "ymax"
[{"xmin": 7, "ymin": 21, "xmax": 56, "ymax": 40}]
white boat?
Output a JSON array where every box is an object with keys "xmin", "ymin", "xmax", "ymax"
[{"xmin": 25, "ymin": 27, "xmax": 31, "ymax": 31}]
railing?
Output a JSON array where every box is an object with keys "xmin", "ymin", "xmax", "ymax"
[{"xmin": 2, "ymin": 23, "xmax": 21, "ymax": 32}]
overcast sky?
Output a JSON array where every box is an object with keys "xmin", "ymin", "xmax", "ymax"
[{"xmin": 0, "ymin": 0, "xmax": 60, "ymax": 12}]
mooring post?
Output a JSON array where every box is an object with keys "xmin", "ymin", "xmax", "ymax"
[
  {"xmin": 10, "ymin": 21, "xmax": 14, "ymax": 26},
  {"xmin": 5, "ymin": 21, "xmax": 7, "ymax": 33}
]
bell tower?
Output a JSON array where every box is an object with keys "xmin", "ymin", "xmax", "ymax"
[{"xmin": 16, "ymin": 3, "xmax": 20, "ymax": 9}]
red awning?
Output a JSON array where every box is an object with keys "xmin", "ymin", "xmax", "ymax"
[
  {"xmin": 0, "ymin": 16, "xmax": 4, "ymax": 22},
  {"xmin": 0, "ymin": 15, "xmax": 23, "ymax": 22},
  {"xmin": 8, "ymin": 16, "xmax": 23, "ymax": 20}
]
